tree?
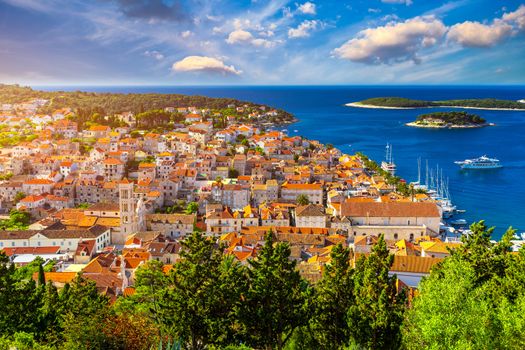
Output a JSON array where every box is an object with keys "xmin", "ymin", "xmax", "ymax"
[
  {"xmin": 37, "ymin": 264, "xmax": 45, "ymax": 287},
  {"xmin": 159, "ymin": 232, "xmax": 246, "ymax": 349},
  {"xmin": 311, "ymin": 244, "xmax": 354, "ymax": 349},
  {"xmin": 0, "ymin": 252, "xmax": 42, "ymax": 337},
  {"xmin": 403, "ymin": 257, "xmax": 497, "ymax": 349},
  {"xmin": 403, "ymin": 221, "xmax": 525, "ymax": 349},
  {"xmin": 228, "ymin": 167, "xmax": 239, "ymax": 178},
  {"xmin": 185, "ymin": 202, "xmax": 199, "ymax": 215},
  {"xmin": 13, "ymin": 191, "xmax": 26, "ymax": 204},
  {"xmin": 115, "ymin": 260, "xmax": 168, "ymax": 324},
  {"xmin": 240, "ymin": 232, "xmax": 309, "ymax": 350},
  {"xmin": 348, "ymin": 234, "xmax": 406, "ymax": 349},
  {"xmin": 296, "ymin": 194, "xmax": 310, "ymax": 206}
]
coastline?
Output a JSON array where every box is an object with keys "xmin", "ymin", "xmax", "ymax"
[
  {"xmin": 434, "ymin": 105, "xmax": 525, "ymax": 111},
  {"xmin": 345, "ymin": 102, "xmax": 418, "ymax": 110},
  {"xmin": 346, "ymin": 102, "xmax": 525, "ymax": 111},
  {"xmin": 406, "ymin": 122, "xmax": 494, "ymax": 129}
]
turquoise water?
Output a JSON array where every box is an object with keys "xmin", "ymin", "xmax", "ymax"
[{"xmin": 39, "ymin": 85, "xmax": 525, "ymax": 238}]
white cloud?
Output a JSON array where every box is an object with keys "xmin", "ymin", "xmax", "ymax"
[
  {"xmin": 226, "ymin": 29, "xmax": 278, "ymax": 48},
  {"xmin": 288, "ymin": 20, "xmax": 319, "ymax": 38},
  {"xmin": 226, "ymin": 29, "xmax": 253, "ymax": 44},
  {"xmin": 143, "ymin": 50, "xmax": 164, "ymax": 60},
  {"xmin": 172, "ymin": 56, "xmax": 242, "ymax": 75},
  {"xmin": 332, "ymin": 16, "xmax": 446, "ymax": 64},
  {"xmin": 181, "ymin": 30, "xmax": 193, "ymax": 38},
  {"xmin": 447, "ymin": 5, "xmax": 525, "ymax": 48},
  {"xmin": 298, "ymin": 2, "xmax": 316, "ymax": 15},
  {"xmin": 502, "ymin": 5, "xmax": 525, "ymax": 30},
  {"xmin": 447, "ymin": 20, "xmax": 512, "ymax": 47},
  {"xmin": 381, "ymin": 0, "xmax": 413, "ymax": 6}
]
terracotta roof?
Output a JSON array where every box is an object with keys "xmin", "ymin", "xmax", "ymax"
[
  {"xmin": 1, "ymin": 246, "xmax": 60, "ymax": 256},
  {"xmin": 390, "ymin": 255, "xmax": 443, "ymax": 274},
  {"xmin": 341, "ymin": 201, "xmax": 440, "ymax": 218},
  {"xmin": 295, "ymin": 204, "xmax": 325, "ymax": 217}
]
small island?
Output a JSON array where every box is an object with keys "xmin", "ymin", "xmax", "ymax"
[
  {"xmin": 347, "ymin": 96, "xmax": 525, "ymax": 110},
  {"xmin": 406, "ymin": 111, "xmax": 492, "ymax": 129}
]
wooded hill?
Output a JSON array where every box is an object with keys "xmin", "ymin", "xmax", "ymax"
[
  {"xmin": 0, "ymin": 84, "xmax": 294, "ymax": 120},
  {"xmin": 357, "ymin": 96, "xmax": 525, "ymax": 109}
]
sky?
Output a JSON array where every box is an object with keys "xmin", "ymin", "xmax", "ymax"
[{"xmin": 0, "ymin": 0, "xmax": 524, "ymax": 85}]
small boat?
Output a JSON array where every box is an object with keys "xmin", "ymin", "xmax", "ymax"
[
  {"xmin": 450, "ymin": 219, "xmax": 467, "ymax": 225},
  {"xmin": 293, "ymin": 129, "xmax": 298, "ymax": 132},
  {"xmin": 455, "ymin": 209, "xmax": 466, "ymax": 213},
  {"xmin": 454, "ymin": 155, "xmax": 502, "ymax": 169},
  {"xmin": 381, "ymin": 143, "xmax": 396, "ymax": 175}
]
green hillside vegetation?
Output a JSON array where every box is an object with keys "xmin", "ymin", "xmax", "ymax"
[
  {"xmin": 438, "ymin": 98, "xmax": 525, "ymax": 109},
  {"xmin": 356, "ymin": 96, "xmax": 525, "ymax": 109},
  {"xmin": 414, "ymin": 111, "xmax": 487, "ymax": 126},
  {"xmin": 0, "ymin": 84, "xmax": 294, "ymax": 122},
  {"xmin": 358, "ymin": 97, "xmax": 433, "ymax": 108}
]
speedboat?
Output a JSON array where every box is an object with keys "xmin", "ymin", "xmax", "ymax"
[
  {"xmin": 454, "ymin": 156, "xmax": 502, "ymax": 169},
  {"xmin": 450, "ymin": 219, "xmax": 467, "ymax": 225}
]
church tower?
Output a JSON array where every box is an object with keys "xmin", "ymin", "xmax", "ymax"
[{"xmin": 119, "ymin": 179, "xmax": 137, "ymax": 240}]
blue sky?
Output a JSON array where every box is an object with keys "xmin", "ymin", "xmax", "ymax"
[{"xmin": 0, "ymin": 0, "xmax": 524, "ymax": 85}]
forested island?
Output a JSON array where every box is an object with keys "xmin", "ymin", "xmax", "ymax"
[
  {"xmin": 406, "ymin": 111, "xmax": 491, "ymax": 129},
  {"xmin": 0, "ymin": 84, "xmax": 296, "ymax": 126},
  {"xmin": 348, "ymin": 96, "xmax": 525, "ymax": 110}
]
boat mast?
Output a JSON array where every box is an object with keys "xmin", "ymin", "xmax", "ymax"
[
  {"xmin": 425, "ymin": 160, "xmax": 429, "ymax": 188},
  {"xmin": 417, "ymin": 157, "xmax": 421, "ymax": 184}
]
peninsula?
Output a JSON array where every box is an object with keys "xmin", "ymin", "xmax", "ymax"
[
  {"xmin": 406, "ymin": 111, "xmax": 491, "ymax": 129},
  {"xmin": 0, "ymin": 84, "xmax": 297, "ymax": 128},
  {"xmin": 348, "ymin": 96, "xmax": 525, "ymax": 110}
]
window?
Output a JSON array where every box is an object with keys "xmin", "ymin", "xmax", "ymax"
[
  {"xmin": 393, "ymin": 233, "xmax": 398, "ymax": 240},
  {"xmin": 409, "ymin": 233, "xmax": 414, "ymax": 241}
]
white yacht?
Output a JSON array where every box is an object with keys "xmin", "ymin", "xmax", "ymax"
[
  {"xmin": 454, "ymin": 156, "xmax": 502, "ymax": 169},
  {"xmin": 381, "ymin": 143, "xmax": 396, "ymax": 175}
]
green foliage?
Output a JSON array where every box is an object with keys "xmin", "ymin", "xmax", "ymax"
[
  {"xmin": 358, "ymin": 96, "xmax": 525, "ymax": 109},
  {"xmin": 348, "ymin": 235, "xmax": 406, "ymax": 349},
  {"xmin": 0, "ymin": 209, "xmax": 31, "ymax": 230},
  {"xmin": 0, "ymin": 172, "xmax": 13, "ymax": 181},
  {"xmin": 185, "ymin": 202, "xmax": 199, "ymax": 215},
  {"xmin": 159, "ymin": 232, "xmax": 247, "ymax": 349},
  {"xmin": 296, "ymin": 194, "xmax": 310, "ymax": 206},
  {"xmin": 403, "ymin": 221, "xmax": 525, "ymax": 349},
  {"xmin": 311, "ymin": 244, "xmax": 354, "ymax": 349},
  {"xmin": 359, "ymin": 97, "xmax": 433, "ymax": 108},
  {"xmin": 14, "ymin": 191, "xmax": 26, "ymax": 203},
  {"xmin": 415, "ymin": 111, "xmax": 486, "ymax": 125},
  {"xmin": 438, "ymin": 98, "xmax": 525, "ymax": 109},
  {"xmin": 0, "ymin": 84, "xmax": 294, "ymax": 122},
  {"xmin": 228, "ymin": 167, "xmax": 239, "ymax": 178},
  {"xmin": 239, "ymin": 232, "xmax": 309, "ymax": 350}
]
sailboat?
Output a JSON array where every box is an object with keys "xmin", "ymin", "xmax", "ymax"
[{"xmin": 381, "ymin": 143, "xmax": 396, "ymax": 175}]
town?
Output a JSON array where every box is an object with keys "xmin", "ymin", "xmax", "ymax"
[{"xmin": 0, "ymin": 94, "xmax": 458, "ymax": 296}]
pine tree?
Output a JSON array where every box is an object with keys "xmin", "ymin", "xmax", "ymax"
[
  {"xmin": 159, "ymin": 231, "xmax": 246, "ymax": 350},
  {"xmin": 348, "ymin": 234, "xmax": 405, "ymax": 349},
  {"xmin": 240, "ymin": 231, "xmax": 309, "ymax": 350},
  {"xmin": 38, "ymin": 263, "xmax": 46, "ymax": 287},
  {"xmin": 311, "ymin": 243, "xmax": 354, "ymax": 349}
]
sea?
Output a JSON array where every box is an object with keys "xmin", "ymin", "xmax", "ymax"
[{"xmin": 38, "ymin": 85, "xmax": 525, "ymax": 239}]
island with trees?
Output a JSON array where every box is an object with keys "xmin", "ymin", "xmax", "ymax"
[
  {"xmin": 348, "ymin": 96, "xmax": 525, "ymax": 110},
  {"xmin": 406, "ymin": 111, "xmax": 492, "ymax": 129}
]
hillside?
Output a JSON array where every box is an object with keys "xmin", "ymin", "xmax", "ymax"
[{"xmin": 0, "ymin": 84, "xmax": 295, "ymax": 122}]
